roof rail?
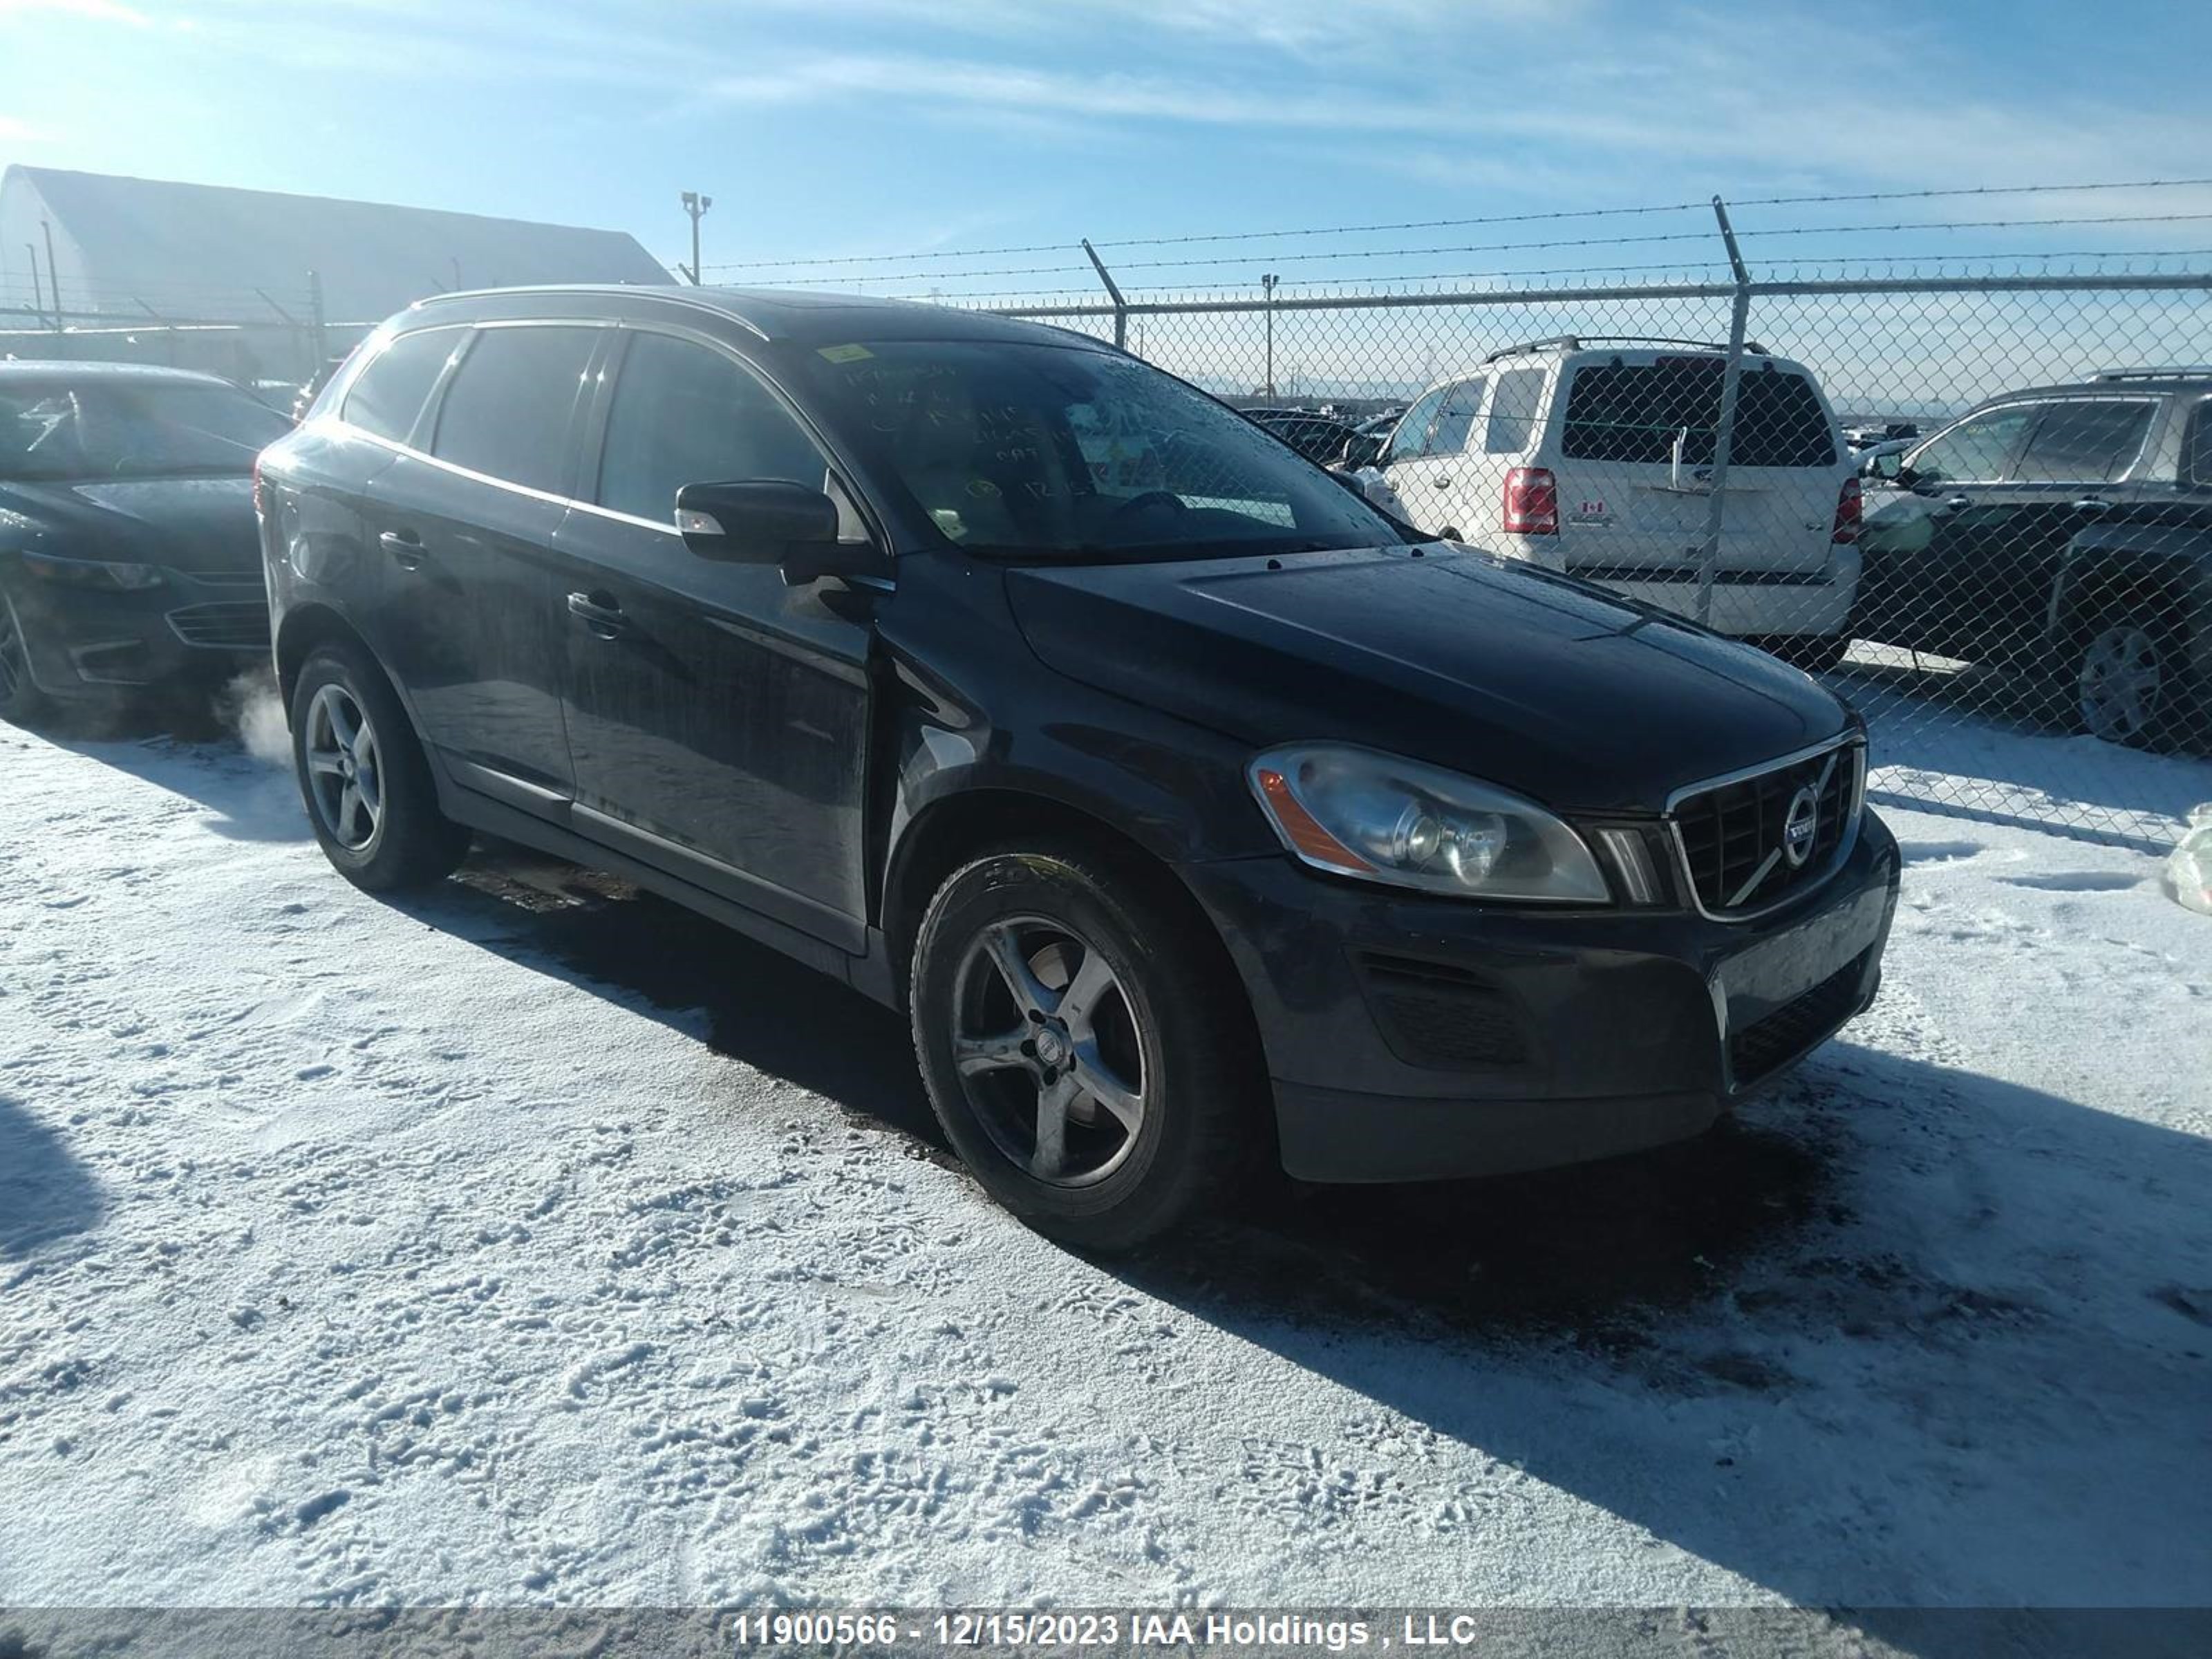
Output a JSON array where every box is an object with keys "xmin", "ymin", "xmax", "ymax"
[
  {"xmin": 2091, "ymin": 365, "xmax": 2212, "ymax": 382},
  {"xmin": 1483, "ymin": 334, "xmax": 1772, "ymax": 364}
]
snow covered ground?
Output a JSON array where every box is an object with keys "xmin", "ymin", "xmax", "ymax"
[{"xmin": 2, "ymin": 709, "xmax": 2209, "ymax": 1614}]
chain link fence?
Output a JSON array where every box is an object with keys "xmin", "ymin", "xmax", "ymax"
[
  {"xmin": 916, "ymin": 251, "xmax": 2212, "ymax": 849},
  {"xmin": 1, "ymin": 272, "xmax": 375, "ymax": 411}
]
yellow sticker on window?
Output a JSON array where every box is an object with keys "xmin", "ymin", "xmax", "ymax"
[{"xmin": 818, "ymin": 344, "xmax": 874, "ymax": 363}]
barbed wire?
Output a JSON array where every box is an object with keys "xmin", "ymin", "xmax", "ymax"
[
  {"xmin": 698, "ymin": 178, "xmax": 2212, "ymax": 272},
  {"xmin": 849, "ymin": 247, "xmax": 2212, "ymax": 306},
  {"xmin": 697, "ymin": 214, "xmax": 2212, "ymax": 291}
]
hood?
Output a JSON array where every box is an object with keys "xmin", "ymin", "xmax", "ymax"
[
  {"xmin": 1006, "ymin": 545, "xmax": 1851, "ymax": 815},
  {"xmin": 0, "ymin": 476, "xmax": 259, "ymax": 575}
]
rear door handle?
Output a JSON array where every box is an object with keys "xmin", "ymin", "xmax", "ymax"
[
  {"xmin": 1943, "ymin": 494, "xmax": 1971, "ymax": 510},
  {"xmin": 2072, "ymin": 498, "xmax": 2111, "ymax": 514},
  {"xmin": 566, "ymin": 590, "xmax": 627, "ymax": 638},
  {"xmin": 378, "ymin": 529, "xmax": 426, "ymax": 570},
  {"xmin": 1430, "ymin": 475, "xmax": 1453, "ymax": 488}
]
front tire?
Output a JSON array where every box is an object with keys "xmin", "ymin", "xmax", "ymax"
[
  {"xmin": 2071, "ymin": 610, "xmax": 2192, "ymax": 750},
  {"xmin": 290, "ymin": 641, "xmax": 470, "ymax": 890},
  {"xmin": 909, "ymin": 841, "xmax": 1265, "ymax": 1250}
]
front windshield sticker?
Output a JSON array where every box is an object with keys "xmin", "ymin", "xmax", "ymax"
[{"xmin": 817, "ymin": 344, "xmax": 874, "ymax": 364}]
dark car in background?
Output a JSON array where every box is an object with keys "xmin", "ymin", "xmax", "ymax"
[
  {"xmin": 256, "ymin": 285, "xmax": 1898, "ymax": 1247},
  {"xmin": 1855, "ymin": 368, "xmax": 2212, "ymax": 748},
  {"xmin": 1246, "ymin": 408, "xmax": 1362, "ymax": 467},
  {"xmin": 0, "ymin": 361, "xmax": 290, "ymax": 722}
]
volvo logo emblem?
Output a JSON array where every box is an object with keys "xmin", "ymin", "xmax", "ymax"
[{"xmin": 1782, "ymin": 784, "xmax": 1821, "ymax": 868}]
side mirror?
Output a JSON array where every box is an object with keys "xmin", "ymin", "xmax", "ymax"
[{"xmin": 675, "ymin": 480, "xmax": 879, "ymax": 585}]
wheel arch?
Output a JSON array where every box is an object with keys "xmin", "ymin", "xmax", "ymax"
[
  {"xmin": 2050, "ymin": 532, "xmax": 2210, "ymax": 655},
  {"xmin": 880, "ymin": 784, "xmax": 1239, "ymax": 1009},
  {"xmin": 274, "ymin": 601, "xmax": 378, "ymax": 711}
]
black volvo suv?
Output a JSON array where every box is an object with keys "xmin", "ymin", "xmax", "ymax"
[{"xmin": 256, "ymin": 286, "xmax": 1900, "ymax": 1246}]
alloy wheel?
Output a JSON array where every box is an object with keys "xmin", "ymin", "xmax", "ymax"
[
  {"xmin": 303, "ymin": 682, "xmax": 384, "ymax": 850},
  {"xmin": 2077, "ymin": 621, "xmax": 2162, "ymax": 744},
  {"xmin": 950, "ymin": 915, "xmax": 1148, "ymax": 1186}
]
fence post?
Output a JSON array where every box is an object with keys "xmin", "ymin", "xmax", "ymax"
[
  {"xmin": 308, "ymin": 269, "xmax": 328, "ymax": 382},
  {"xmin": 25, "ymin": 242, "xmax": 48, "ymax": 329},
  {"xmin": 1080, "ymin": 238, "xmax": 1129, "ymax": 350},
  {"xmin": 1695, "ymin": 195, "xmax": 1753, "ymax": 628}
]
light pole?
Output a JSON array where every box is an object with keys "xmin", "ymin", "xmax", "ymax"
[
  {"xmin": 1261, "ymin": 272, "xmax": 1278, "ymax": 398},
  {"xmin": 679, "ymin": 191, "xmax": 713, "ymax": 285}
]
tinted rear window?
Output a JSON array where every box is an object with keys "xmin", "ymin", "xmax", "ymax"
[
  {"xmin": 431, "ymin": 326, "xmax": 600, "ymax": 494},
  {"xmin": 343, "ymin": 328, "xmax": 460, "ymax": 444},
  {"xmin": 1562, "ymin": 359, "xmax": 1836, "ymax": 468},
  {"xmin": 2012, "ymin": 399, "xmax": 2154, "ymax": 482}
]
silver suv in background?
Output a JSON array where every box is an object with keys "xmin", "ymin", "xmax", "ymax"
[{"xmin": 1375, "ymin": 337, "xmax": 1862, "ymax": 667}]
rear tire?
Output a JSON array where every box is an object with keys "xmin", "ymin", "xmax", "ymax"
[
  {"xmin": 0, "ymin": 585, "xmax": 56, "ymax": 727},
  {"xmin": 908, "ymin": 840, "xmax": 1266, "ymax": 1250},
  {"xmin": 2070, "ymin": 609, "xmax": 2193, "ymax": 751},
  {"xmin": 290, "ymin": 641, "xmax": 470, "ymax": 890}
]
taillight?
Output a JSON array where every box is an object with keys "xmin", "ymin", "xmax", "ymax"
[
  {"xmin": 1830, "ymin": 476, "xmax": 1862, "ymax": 544},
  {"xmin": 1502, "ymin": 467, "xmax": 1558, "ymax": 535}
]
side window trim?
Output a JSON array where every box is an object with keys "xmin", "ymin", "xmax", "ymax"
[
  {"xmin": 572, "ymin": 319, "xmax": 885, "ymax": 550},
  {"xmin": 1910, "ymin": 400, "xmax": 2041, "ymax": 485}
]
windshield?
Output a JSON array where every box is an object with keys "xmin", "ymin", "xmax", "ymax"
[
  {"xmin": 789, "ymin": 339, "xmax": 1403, "ymax": 561},
  {"xmin": 0, "ymin": 380, "xmax": 291, "ymax": 481}
]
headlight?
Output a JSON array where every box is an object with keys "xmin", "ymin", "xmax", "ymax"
[
  {"xmin": 21, "ymin": 552, "xmax": 167, "ymax": 590},
  {"xmin": 1248, "ymin": 743, "xmax": 1609, "ymax": 902}
]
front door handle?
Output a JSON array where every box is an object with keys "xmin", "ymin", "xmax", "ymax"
[
  {"xmin": 1943, "ymin": 494, "xmax": 1971, "ymax": 510},
  {"xmin": 378, "ymin": 529, "xmax": 426, "ymax": 570},
  {"xmin": 2072, "ymin": 498, "xmax": 2112, "ymax": 515},
  {"xmin": 566, "ymin": 590, "xmax": 627, "ymax": 638},
  {"xmin": 1430, "ymin": 475, "xmax": 1454, "ymax": 488}
]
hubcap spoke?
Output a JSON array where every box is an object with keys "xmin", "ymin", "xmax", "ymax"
[
  {"xmin": 1029, "ymin": 1074, "xmax": 1077, "ymax": 1180},
  {"xmin": 955, "ymin": 1027, "xmax": 1032, "ymax": 1076},
  {"xmin": 306, "ymin": 752, "xmax": 346, "ymax": 778},
  {"xmin": 1071, "ymin": 1046, "xmax": 1143, "ymax": 1133},
  {"xmin": 1056, "ymin": 946, "xmax": 1118, "ymax": 1039},
  {"xmin": 980, "ymin": 922, "xmax": 1053, "ymax": 1019},
  {"xmin": 324, "ymin": 697, "xmax": 359, "ymax": 753}
]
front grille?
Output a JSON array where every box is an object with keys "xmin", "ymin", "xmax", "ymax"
[
  {"xmin": 1356, "ymin": 953, "xmax": 1528, "ymax": 1070},
  {"xmin": 1729, "ymin": 951, "xmax": 1870, "ymax": 1086},
  {"xmin": 166, "ymin": 601, "xmax": 270, "ymax": 650},
  {"xmin": 1669, "ymin": 740, "xmax": 1861, "ymax": 919}
]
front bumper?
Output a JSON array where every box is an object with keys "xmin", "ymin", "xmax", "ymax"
[
  {"xmin": 9, "ymin": 565, "xmax": 270, "ymax": 697},
  {"xmin": 1181, "ymin": 809, "xmax": 1900, "ymax": 1183}
]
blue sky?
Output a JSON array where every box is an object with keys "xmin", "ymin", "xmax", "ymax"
[{"xmin": 3, "ymin": 0, "xmax": 2209, "ymax": 292}]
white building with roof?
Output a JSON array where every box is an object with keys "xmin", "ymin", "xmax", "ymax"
[{"xmin": 1, "ymin": 166, "xmax": 666, "ymax": 326}]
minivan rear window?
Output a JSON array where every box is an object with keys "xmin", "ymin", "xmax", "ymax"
[{"xmin": 1562, "ymin": 359, "xmax": 1836, "ymax": 468}]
